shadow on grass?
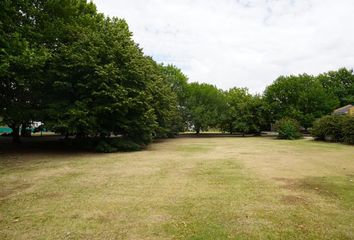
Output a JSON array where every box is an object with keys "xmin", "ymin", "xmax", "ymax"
[
  {"xmin": 178, "ymin": 133, "xmax": 269, "ymax": 138},
  {"xmin": 276, "ymin": 175, "xmax": 354, "ymax": 209},
  {"xmin": 0, "ymin": 136, "xmax": 92, "ymax": 155}
]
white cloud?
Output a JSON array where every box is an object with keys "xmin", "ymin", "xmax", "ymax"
[{"xmin": 93, "ymin": 0, "xmax": 354, "ymax": 93}]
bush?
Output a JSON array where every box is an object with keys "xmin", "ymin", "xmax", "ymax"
[
  {"xmin": 274, "ymin": 117, "xmax": 302, "ymax": 140},
  {"xmin": 63, "ymin": 138, "xmax": 97, "ymax": 150},
  {"xmin": 63, "ymin": 137, "xmax": 141, "ymax": 153},
  {"xmin": 95, "ymin": 140, "xmax": 118, "ymax": 153},
  {"xmin": 95, "ymin": 138, "xmax": 141, "ymax": 153},
  {"xmin": 311, "ymin": 115, "xmax": 344, "ymax": 142},
  {"xmin": 342, "ymin": 116, "xmax": 354, "ymax": 144},
  {"xmin": 109, "ymin": 138, "xmax": 141, "ymax": 151},
  {"xmin": 312, "ymin": 115, "xmax": 354, "ymax": 144}
]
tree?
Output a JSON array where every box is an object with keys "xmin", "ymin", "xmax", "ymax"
[
  {"xmin": 147, "ymin": 60, "xmax": 181, "ymax": 138},
  {"xmin": 159, "ymin": 64, "xmax": 189, "ymax": 131},
  {"xmin": 264, "ymin": 74, "xmax": 338, "ymax": 129},
  {"xmin": 220, "ymin": 88, "xmax": 269, "ymax": 135},
  {"xmin": 42, "ymin": 14, "xmax": 158, "ymax": 143},
  {"xmin": 40, "ymin": 4, "xmax": 183, "ymax": 144},
  {"xmin": 1, "ymin": 0, "xmax": 183, "ymax": 147},
  {"xmin": 317, "ymin": 68, "xmax": 354, "ymax": 106},
  {"xmin": 185, "ymin": 83, "xmax": 224, "ymax": 134},
  {"xmin": 0, "ymin": 0, "xmax": 50, "ymax": 143},
  {"xmin": 220, "ymin": 88, "xmax": 248, "ymax": 134}
]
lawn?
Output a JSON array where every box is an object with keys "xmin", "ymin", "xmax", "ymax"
[{"xmin": 0, "ymin": 137, "xmax": 353, "ymax": 239}]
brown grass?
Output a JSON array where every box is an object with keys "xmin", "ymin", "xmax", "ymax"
[{"xmin": 0, "ymin": 137, "xmax": 353, "ymax": 239}]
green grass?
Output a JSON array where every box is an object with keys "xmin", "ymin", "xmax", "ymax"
[{"xmin": 0, "ymin": 137, "xmax": 353, "ymax": 239}]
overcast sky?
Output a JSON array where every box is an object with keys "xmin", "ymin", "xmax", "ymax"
[{"xmin": 93, "ymin": 0, "xmax": 354, "ymax": 93}]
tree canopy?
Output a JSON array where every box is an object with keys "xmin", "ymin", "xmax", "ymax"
[
  {"xmin": 0, "ymin": 0, "xmax": 181, "ymax": 144},
  {"xmin": 185, "ymin": 83, "xmax": 224, "ymax": 133},
  {"xmin": 317, "ymin": 68, "xmax": 354, "ymax": 107},
  {"xmin": 220, "ymin": 88, "xmax": 269, "ymax": 135},
  {"xmin": 264, "ymin": 74, "xmax": 339, "ymax": 129}
]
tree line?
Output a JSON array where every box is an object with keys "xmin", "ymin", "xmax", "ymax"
[
  {"xmin": 174, "ymin": 68, "xmax": 353, "ymax": 136},
  {"xmin": 1, "ymin": 0, "xmax": 182, "ymax": 144},
  {"xmin": 1, "ymin": 0, "xmax": 353, "ymax": 147}
]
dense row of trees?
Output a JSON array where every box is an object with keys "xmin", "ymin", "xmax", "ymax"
[
  {"xmin": 1, "ymin": 0, "xmax": 353, "ymax": 146},
  {"xmin": 148, "ymin": 68, "xmax": 352, "ymax": 138},
  {"xmin": 0, "ymin": 0, "xmax": 183, "ymax": 144},
  {"xmin": 176, "ymin": 68, "xmax": 353, "ymax": 135}
]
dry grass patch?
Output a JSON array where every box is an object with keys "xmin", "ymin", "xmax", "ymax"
[{"xmin": 0, "ymin": 137, "xmax": 353, "ymax": 239}]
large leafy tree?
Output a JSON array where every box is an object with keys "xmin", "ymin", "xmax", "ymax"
[
  {"xmin": 317, "ymin": 68, "xmax": 354, "ymax": 106},
  {"xmin": 0, "ymin": 0, "xmax": 50, "ymax": 143},
  {"xmin": 264, "ymin": 74, "xmax": 338, "ymax": 129},
  {"xmin": 185, "ymin": 83, "xmax": 224, "ymax": 133},
  {"xmin": 43, "ymin": 13, "xmax": 160, "ymax": 143},
  {"xmin": 39, "ymin": 0, "xmax": 105, "ymax": 138},
  {"xmin": 41, "ymin": 3, "xmax": 183, "ymax": 144},
  {"xmin": 159, "ymin": 64, "xmax": 188, "ymax": 131},
  {"xmin": 1, "ymin": 0, "xmax": 182, "ymax": 145},
  {"xmin": 220, "ymin": 88, "xmax": 269, "ymax": 135},
  {"xmin": 141, "ymin": 60, "xmax": 181, "ymax": 138}
]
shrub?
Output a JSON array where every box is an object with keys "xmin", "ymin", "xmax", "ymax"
[
  {"xmin": 95, "ymin": 140, "xmax": 118, "ymax": 153},
  {"xmin": 63, "ymin": 138, "xmax": 97, "ymax": 150},
  {"xmin": 274, "ymin": 117, "xmax": 302, "ymax": 140},
  {"xmin": 311, "ymin": 115, "xmax": 354, "ymax": 144},
  {"xmin": 342, "ymin": 116, "xmax": 354, "ymax": 144},
  {"xmin": 63, "ymin": 137, "xmax": 142, "ymax": 153},
  {"xmin": 95, "ymin": 138, "xmax": 141, "ymax": 153},
  {"xmin": 109, "ymin": 138, "xmax": 141, "ymax": 151},
  {"xmin": 311, "ymin": 115, "xmax": 344, "ymax": 142}
]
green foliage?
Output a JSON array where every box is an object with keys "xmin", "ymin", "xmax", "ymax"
[
  {"xmin": 185, "ymin": 83, "xmax": 224, "ymax": 133},
  {"xmin": 95, "ymin": 138, "xmax": 141, "ymax": 153},
  {"xmin": 63, "ymin": 137, "xmax": 141, "ymax": 153},
  {"xmin": 1, "ymin": 0, "xmax": 353, "ymax": 147},
  {"xmin": 342, "ymin": 117, "xmax": 354, "ymax": 144},
  {"xmin": 0, "ymin": 0, "xmax": 51, "ymax": 142},
  {"xmin": 148, "ymin": 62, "xmax": 182, "ymax": 138},
  {"xmin": 42, "ymin": 12, "xmax": 158, "ymax": 143},
  {"xmin": 0, "ymin": 0, "xmax": 182, "ymax": 145},
  {"xmin": 318, "ymin": 68, "xmax": 354, "ymax": 107},
  {"xmin": 312, "ymin": 115, "xmax": 354, "ymax": 144},
  {"xmin": 274, "ymin": 117, "xmax": 302, "ymax": 140},
  {"xmin": 220, "ymin": 88, "xmax": 269, "ymax": 135},
  {"xmin": 311, "ymin": 115, "xmax": 345, "ymax": 142},
  {"xmin": 95, "ymin": 140, "xmax": 117, "ymax": 153},
  {"xmin": 264, "ymin": 74, "xmax": 338, "ymax": 129},
  {"xmin": 159, "ymin": 64, "xmax": 189, "ymax": 132},
  {"xmin": 109, "ymin": 138, "xmax": 141, "ymax": 151}
]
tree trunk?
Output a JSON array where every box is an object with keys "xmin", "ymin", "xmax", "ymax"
[
  {"xmin": 196, "ymin": 128, "xmax": 200, "ymax": 134},
  {"xmin": 21, "ymin": 122, "xmax": 31, "ymax": 137},
  {"xmin": 11, "ymin": 125, "xmax": 21, "ymax": 144}
]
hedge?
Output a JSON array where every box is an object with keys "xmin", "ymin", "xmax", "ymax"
[{"xmin": 311, "ymin": 115, "xmax": 354, "ymax": 144}]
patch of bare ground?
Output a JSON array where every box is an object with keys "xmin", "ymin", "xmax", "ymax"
[
  {"xmin": 0, "ymin": 182, "xmax": 32, "ymax": 199},
  {"xmin": 281, "ymin": 195, "xmax": 309, "ymax": 205}
]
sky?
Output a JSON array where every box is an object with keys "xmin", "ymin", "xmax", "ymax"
[{"xmin": 93, "ymin": 0, "xmax": 354, "ymax": 93}]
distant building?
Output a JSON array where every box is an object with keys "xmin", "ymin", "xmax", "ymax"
[{"xmin": 333, "ymin": 104, "xmax": 354, "ymax": 116}]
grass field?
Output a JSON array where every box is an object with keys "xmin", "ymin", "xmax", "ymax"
[{"xmin": 0, "ymin": 137, "xmax": 353, "ymax": 239}]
